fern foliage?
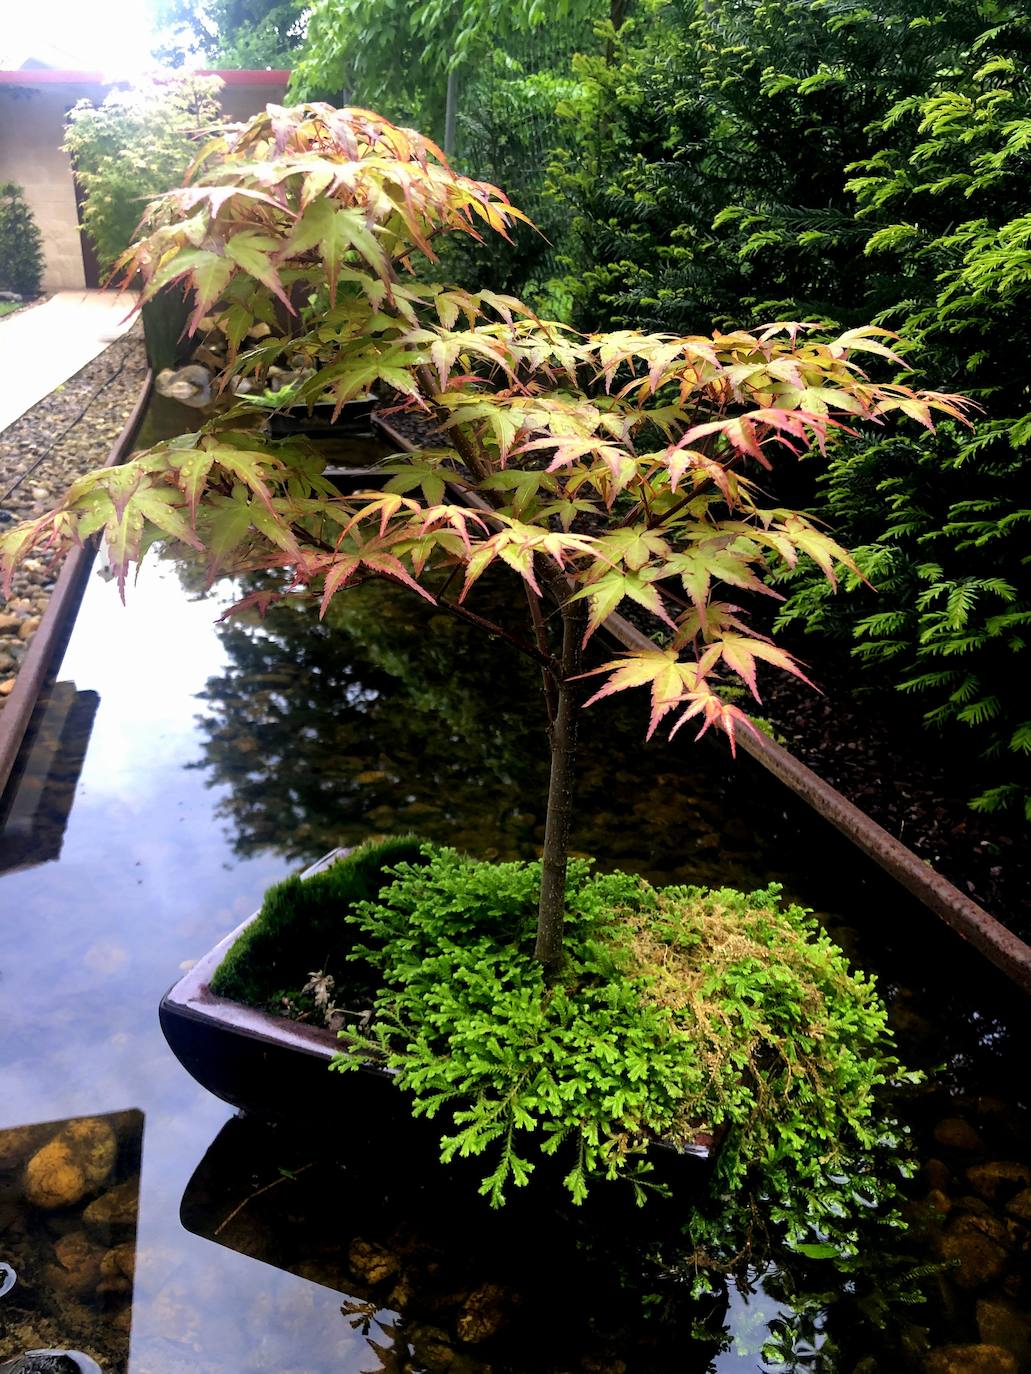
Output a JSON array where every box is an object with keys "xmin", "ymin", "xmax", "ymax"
[{"xmin": 547, "ymin": 0, "xmax": 1031, "ymax": 817}]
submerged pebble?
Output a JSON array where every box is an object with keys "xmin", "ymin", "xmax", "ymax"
[{"xmin": 23, "ymin": 1119, "xmax": 117, "ymax": 1211}]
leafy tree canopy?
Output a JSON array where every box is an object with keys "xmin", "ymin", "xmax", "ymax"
[
  {"xmin": 64, "ymin": 74, "xmax": 224, "ymax": 273},
  {"xmin": 291, "ymin": 0, "xmax": 608, "ymax": 140},
  {"xmin": 152, "ymin": 0, "xmax": 306, "ymax": 69}
]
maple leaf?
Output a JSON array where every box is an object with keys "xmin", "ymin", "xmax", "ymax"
[
  {"xmin": 578, "ymin": 650, "xmax": 703, "ymax": 739},
  {"xmin": 312, "ymin": 534, "xmax": 437, "ymax": 616},
  {"xmin": 697, "ymin": 633, "xmax": 814, "ymax": 702},
  {"xmin": 568, "ymin": 568, "xmax": 673, "ymax": 643},
  {"xmin": 668, "ymin": 689, "xmax": 762, "ymax": 756}
]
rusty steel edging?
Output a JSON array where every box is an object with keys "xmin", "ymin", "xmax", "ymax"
[
  {"xmin": 604, "ymin": 610, "xmax": 1031, "ymax": 994},
  {"xmin": 372, "ymin": 411, "xmax": 1031, "ymax": 994},
  {"xmin": 0, "ymin": 369, "xmax": 154, "ymax": 801}
]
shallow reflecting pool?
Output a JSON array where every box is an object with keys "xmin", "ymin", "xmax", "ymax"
[{"xmin": 1, "ymin": 445, "xmax": 1029, "ymax": 1371}]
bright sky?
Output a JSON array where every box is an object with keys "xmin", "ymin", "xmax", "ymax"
[{"xmin": 0, "ymin": 0, "xmax": 162, "ymax": 76}]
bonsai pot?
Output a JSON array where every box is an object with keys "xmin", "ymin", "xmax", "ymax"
[{"xmin": 159, "ymin": 849, "xmax": 405, "ymax": 1123}]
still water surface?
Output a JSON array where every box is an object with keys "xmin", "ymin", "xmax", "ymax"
[{"xmin": 1, "ymin": 426, "xmax": 1029, "ymax": 1371}]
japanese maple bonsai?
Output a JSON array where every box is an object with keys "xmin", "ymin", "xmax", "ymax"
[{"xmin": 0, "ymin": 105, "xmax": 966, "ymax": 1229}]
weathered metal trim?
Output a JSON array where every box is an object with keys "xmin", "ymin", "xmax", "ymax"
[
  {"xmin": 372, "ymin": 411, "xmax": 1031, "ymax": 993},
  {"xmin": 604, "ymin": 610, "xmax": 1031, "ymax": 994},
  {"xmin": 0, "ymin": 368, "xmax": 154, "ymax": 801}
]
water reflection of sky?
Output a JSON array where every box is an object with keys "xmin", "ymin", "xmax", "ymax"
[{"xmin": 0, "ymin": 560, "xmax": 363, "ymax": 1371}]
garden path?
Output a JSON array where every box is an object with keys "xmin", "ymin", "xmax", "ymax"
[{"xmin": 0, "ymin": 290, "xmax": 138, "ymax": 434}]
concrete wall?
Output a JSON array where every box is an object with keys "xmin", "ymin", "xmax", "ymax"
[
  {"xmin": 0, "ymin": 74, "xmax": 289, "ymax": 295},
  {"xmin": 218, "ymin": 80, "xmax": 288, "ymax": 124},
  {"xmin": 0, "ymin": 84, "xmax": 89, "ymax": 292}
]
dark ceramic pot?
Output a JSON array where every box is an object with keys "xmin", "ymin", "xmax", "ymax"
[{"xmin": 159, "ymin": 850, "xmax": 399, "ymax": 1122}]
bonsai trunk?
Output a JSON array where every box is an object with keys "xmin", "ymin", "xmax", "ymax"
[{"xmin": 534, "ymin": 599, "xmax": 585, "ymax": 981}]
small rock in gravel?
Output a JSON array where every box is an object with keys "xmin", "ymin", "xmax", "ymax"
[
  {"xmin": 976, "ymin": 1297, "xmax": 1031, "ymax": 1365},
  {"xmin": 456, "ymin": 1283, "xmax": 509, "ymax": 1344},
  {"xmin": 97, "ymin": 1241, "xmax": 135, "ymax": 1294},
  {"xmin": 82, "ymin": 1180, "xmax": 138, "ymax": 1238},
  {"xmin": 967, "ymin": 1161, "xmax": 1031, "ymax": 1203},
  {"xmin": 934, "ymin": 1118, "xmax": 983, "ymax": 1153},
  {"xmin": 0, "ymin": 679, "xmax": 16, "ymax": 696},
  {"xmin": 23, "ymin": 1118, "xmax": 117, "ymax": 1210},
  {"xmin": 924, "ymin": 1345, "xmax": 1017, "ymax": 1374},
  {"xmin": 45, "ymin": 1231, "xmax": 106, "ymax": 1296},
  {"xmin": 347, "ymin": 1238, "xmax": 398, "ymax": 1286},
  {"xmin": 937, "ymin": 1215, "xmax": 1009, "ymax": 1289}
]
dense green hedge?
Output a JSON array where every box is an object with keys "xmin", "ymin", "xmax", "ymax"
[
  {"xmin": 0, "ymin": 183, "xmax": 44, "ymax": 297},
  {"xmin": 545, "ymin": 0, "xmax": 1031, "ymax": 818}
]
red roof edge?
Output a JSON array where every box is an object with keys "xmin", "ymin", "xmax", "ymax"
[{"xmin": 0, "ymin": 69, "xmax": 290, "ymax": 87}]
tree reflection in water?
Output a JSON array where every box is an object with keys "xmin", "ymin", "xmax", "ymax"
[{"xmin": 191, "ymin": 570, "xmax": 764, "ymax": 886}]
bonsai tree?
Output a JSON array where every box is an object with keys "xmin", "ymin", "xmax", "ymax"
[{"xmin": 0, "ymin": 103, "xmax": 967, "ymax": 981}]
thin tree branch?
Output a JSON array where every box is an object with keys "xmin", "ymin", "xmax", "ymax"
[
  {"xmin": 524, "ymin": 568, "xmax": 559, "ymax": 730},
  {"xmin": 437, "ymin": 595, "xmax": 558, "ymax": 671}
]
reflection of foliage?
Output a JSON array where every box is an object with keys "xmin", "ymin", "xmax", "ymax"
[
  {"xmin": 194, "ymin": 574, "xmax": 546, "ymax": 863},
  {"xmin": 184, "ymin": 1113, "xmax": 730, "ymax": 1373},
  {"xmin": 192, "ymin": 568, "xmax": 777, "ymax": 884}
]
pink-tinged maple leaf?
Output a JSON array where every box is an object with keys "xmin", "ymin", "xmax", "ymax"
[
  {"xmin": 578, "ymin": 650, "xmax": 704, "ymax": 740},
  {"xmin": 696, "ymin": 633, "xmax": 815, "ymax": 703},
  {"xmin": 668, "ymin": 690, "xmax": 763, "ymax": 756}
]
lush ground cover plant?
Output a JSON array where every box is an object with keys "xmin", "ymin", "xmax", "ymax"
[
  {"xmin": 0, "ymin": 103, "xmax": 962, "ymax": 1226},
  {"xmin": 214, "ymin": 838, "xmax": 907, "ymax": 1271},
  {"xmin": 0, "ymin": 183, "xmax": 44, "ymax": 297}
]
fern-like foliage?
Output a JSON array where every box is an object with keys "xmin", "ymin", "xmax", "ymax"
[{"xmin": 546, "ymin": 0, "xmax": 1031, "ymax": 817}]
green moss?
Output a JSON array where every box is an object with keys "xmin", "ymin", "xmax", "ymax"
[
  {"xmin": 334, "ymin": 847, "xmax": 907, "ymax": 1243},
  {"xmin": 210, "ymin": 835, "xmax": 427, "ymax": 1006}
]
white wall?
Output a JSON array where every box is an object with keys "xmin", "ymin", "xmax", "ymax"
[
  {"xmin": 0, "ymin": 84, "xmax": 88, "ymax": 291},
  {"xmin": 0, "ymin": 76, "xmax": 290, "ymax": 295}
]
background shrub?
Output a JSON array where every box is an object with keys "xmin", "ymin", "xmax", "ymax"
[
  {"xmin": 63, "ymin": 74, "xmax": 224, "ymax": 274},
  {"xmin": 0, "ymin": 183, "xmax": 44, "ymax": 297}
]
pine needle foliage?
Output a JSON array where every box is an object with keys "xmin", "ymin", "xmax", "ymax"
[
  {"xmin": 549, "ymin": 0, "xmax": 1031, "ymax": 817},
  {"xmin": 0, "ymin": 183, "xmax": 44, "ymax": 297}
]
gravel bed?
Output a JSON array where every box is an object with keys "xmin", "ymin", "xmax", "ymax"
[{"xmin": 0, "ymin": 325, "xmax": 148, "ymax": 711}]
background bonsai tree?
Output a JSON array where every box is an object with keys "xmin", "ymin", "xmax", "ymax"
[
  {"xmin": 63, "ymin": 73, "xmax": 224, "ymax": 274},
  {"xmin": 0, "ymin": 104, "xmax": 968, "ymax": 977}
]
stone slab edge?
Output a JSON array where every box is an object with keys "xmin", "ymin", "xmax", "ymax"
[
  {"xmin": 372, "ymin": 411, "xmax": 1031, "ymax": 996},
  {"xmin": 0, "ymin": 369, "xmax": 154, "ymax": 801}
]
